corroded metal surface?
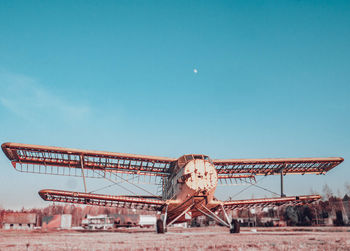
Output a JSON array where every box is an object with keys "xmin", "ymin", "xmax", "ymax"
[
  {"xmin": 2, "ymin": 142, "xmax": 174, "ymax": 177},
  {"xmin": 223, "ymin": 195, "xmax": 321, "ymax": 210},
  {"xmin": 39, "ymin": 189, "xmax": 166, "ymax": 210},
  {"xmin": 2, "ymin": 143, "xmax": 343, "ymax": 179},
  {"xmin": 1, "ymin": 142, "xmax": 344, "ymax": 227},
  {"xmin": 214, "ymin": 157, "xmax": 343, "ymax": 175}
]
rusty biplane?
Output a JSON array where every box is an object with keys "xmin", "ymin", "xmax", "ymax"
[{"xmin": 1, "ymin": 142, "xmax": 343, "ymax": 233}]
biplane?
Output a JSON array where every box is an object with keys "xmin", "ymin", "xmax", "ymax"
[{"xmin": 1, "ymin": 142, "xmax": 343, "ymax": 233}]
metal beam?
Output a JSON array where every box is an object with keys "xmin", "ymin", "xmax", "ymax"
[
  {"xmin": 80, "ymin": 155, "xmax": 87, "ymax": 193},
  {"xmin": 221, "ymin": 204, "xmax": 232, "ymax": 228},
  {"xmin": 280, "ymin": 165, "xmax": 285, "ymax": 197},
  {"xmin": 196, "ymin": 205, "xmax": 230, "ymax": 227},
  {"xmin": 167, "ymin": 204, "xmax": 193, "ymax": 226},
  {"xmin": 163, "ymin": 204, "xmax": 168, "ymax": 230}
]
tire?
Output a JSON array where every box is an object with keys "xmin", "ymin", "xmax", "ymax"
[
  {"xmin": 156, "ymin": 219, "xmax": 165, "ymax": 234},
  {"xmin": 230, "ymin": 219, "xmax": 240, "ymax": 234}
]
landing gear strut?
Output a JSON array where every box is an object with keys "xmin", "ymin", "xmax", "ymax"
[{"xmin": 194, "ymin": 203, "xmax": 241, "ymax": 234}]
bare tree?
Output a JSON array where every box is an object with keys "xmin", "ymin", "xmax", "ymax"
[
  {"xmin": 345, "ymin": 182, "xmax": 350, "ymax": 195},
  {"xmin": 309, "ymin": 188, "xmax": 318, "ymax": 195},
  {"xmin": 322, "ymin": 184, "xmax": 333, "ymax": 200}
]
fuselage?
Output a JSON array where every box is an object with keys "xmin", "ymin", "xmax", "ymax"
[{"xmin": 163, "ymin": 155, "xmax": 221, "ymax": 223}]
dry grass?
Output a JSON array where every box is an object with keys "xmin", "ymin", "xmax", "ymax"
[{"xmin": 1, "ymin": 226, "xmax": 350, "ymax": 250}]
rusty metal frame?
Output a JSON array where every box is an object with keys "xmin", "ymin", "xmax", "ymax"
[
  {"xmin": 218, "ymin": 174, "xmax": 256, "ymax": 185},
  {"xmin": 167, "ymin": 204, "xmax": 193, "ymax": 226},
  {"xmin": 194, "ymin": 204, "xmax": 230, "ymax": 227},
  {"xmin": 2, "ymin": 143, "xmax": 174, "ymax": 178},
  {"xmin": 214, "ymin": 157, "xmax": 343, "ymax": 176},
  {"xmin": 38, "ymin": 189, "xmax": 165, "ymax": 211},
  {"xmin": 222, "ymin": 195, "xmax": 321, "ymax": 210},
  {"xmin": 2, "ymin": 143, "xmax": 343, "ymax": 181}
]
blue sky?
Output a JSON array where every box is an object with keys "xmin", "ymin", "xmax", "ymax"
[{"xmin": 0, "ymin": 1, "xmax": 349, "ymax": 209}]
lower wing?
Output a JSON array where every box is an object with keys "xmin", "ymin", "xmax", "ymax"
[
  {"xmin": 223, "ymin": 195, "xmax": 321, "ymax": 210},
  {"xmin": 38, "ymin": 189, "xmax": 168, "ymax": 211}
]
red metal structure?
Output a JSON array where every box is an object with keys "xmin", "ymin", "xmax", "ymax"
[{"xmin": 2, "ymin": 142, "xmax": 343, "ymax": 233}]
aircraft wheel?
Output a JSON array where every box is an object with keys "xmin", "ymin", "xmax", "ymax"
[
  {"xmin": 156, "ymin": 219, "xmax": 165, "ymax": 234},
  {"xmin": 230, "ymin": 219, "xmax": 240, "ymax": 234}
]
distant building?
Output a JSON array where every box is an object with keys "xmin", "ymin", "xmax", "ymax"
[
  {"xmin": 138, "ymin": 215, "xmax": 156, "ymax": 228},
  {"xmin": 237, "ymin": 217, "xmax": 256, "ymax": 227},
  {"xmin": 2, "ymin": 212, "xmax": 36, "ymax": 230},
  {"xmin": 42, "ymin": 214, "xmax": 72, "ymax": 229},
  {"xmin": 82, "ymin": 215, "xmax": 114, "ymax": 230},
  {"xmin": 82, "ymin": 214, "xmax": 157, "ymax": 230},
  {"xmin": 259, "ymin": 217, "xmax": 287, "ymax": 227}
]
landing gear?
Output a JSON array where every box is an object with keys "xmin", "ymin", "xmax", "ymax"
[
  {"xmin": 156, "ymin": 219, "xmax": 165, "ymax": 234},
  {"xmin": 156, "ymin": 205, "xmax": 168, "ymax": 234},
  {"xmin": 230, "ymin": 219, "xmax": 240, "ymax": 233}
]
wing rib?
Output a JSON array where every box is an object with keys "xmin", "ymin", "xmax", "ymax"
[
  {"xmin": 214, "ymin": 157, "xmax": 343, "ymax": 176},
  {"xmin": 38, "ymin": 189, "xmax": 166, "ymax": 211},
  {"xmin": 223, "ymin": 195, "xmax": 321, "ymax": 210},
  {"xmin": 2, "ymin": 142, "xmax": 175, "ymax": 177}
]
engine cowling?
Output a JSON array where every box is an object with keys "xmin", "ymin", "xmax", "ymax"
[{"xmin": 183, "ymin": 159, "xmax": 218, "ymax": 192}]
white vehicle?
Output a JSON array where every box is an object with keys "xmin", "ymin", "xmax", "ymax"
[{"xmin": 82, "ymin": 215, "xmax": 114, "ymax": 230}]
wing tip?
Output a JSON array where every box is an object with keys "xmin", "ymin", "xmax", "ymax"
[
  {"xmin": 2, "ymin": 142, "xmax": 16, "ymax": 160},
  {"xmin": 38, "ymin": 189, "xmax": 50, "ymax": 200},
  {"xmin": 1, "ymin": 142, "xmax": 10, "ymax": 148}
]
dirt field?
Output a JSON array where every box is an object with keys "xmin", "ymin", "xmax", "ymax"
[{"xmin": 1, "ymin": 226, "xmax": 350, "ymax": 250}]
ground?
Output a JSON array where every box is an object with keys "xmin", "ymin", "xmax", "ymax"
[{"xmin": 1, "ymin": 226, "xmax": 350, "ymax": 250}]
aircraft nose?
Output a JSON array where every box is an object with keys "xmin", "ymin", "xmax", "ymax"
[{"xmin": 185, "ymin": 160, "xmax": 218, "ymax": 191}]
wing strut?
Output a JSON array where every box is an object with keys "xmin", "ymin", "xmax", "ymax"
[
  {"xmin": 280, "ymin": 166, "xmax": 285, "ymax": 197},
  {"xmin": 195, "ymin": 205, "xmax": 230, "ymax": 227},
  {"xmin": 80, "ymin": 155, "xmax": 87, "ymax": 193},
  {"xmin": 167, "ymin": 204, "xmax": 193, "ymax": 226}
]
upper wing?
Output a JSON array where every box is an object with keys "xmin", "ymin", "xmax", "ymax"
[
  {"xmin": 214, "ymin": 157, "xmax": 343, "ymax": 177},
  {"xmin": 2, "ymin": 142, "xmax": 176, "ymax": 178},
  {"xmin": 39, "ymin": 189, "xmax": 167, "ymax": 211},
  {"xmin": 223, "ymin": 195, "xmax": 321, "ymax": 210}
]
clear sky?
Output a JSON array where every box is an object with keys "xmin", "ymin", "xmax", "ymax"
[{"xmin": 0, "ymin": 1, "xmax": 349, "ymax": 209}]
